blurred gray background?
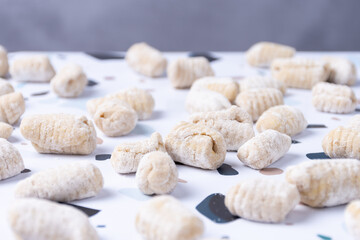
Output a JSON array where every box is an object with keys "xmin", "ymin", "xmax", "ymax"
[{"xmin": 0, "ymin": 0, "xmax": 359, "ymax": 52}]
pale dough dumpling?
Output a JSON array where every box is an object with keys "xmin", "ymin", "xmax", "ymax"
[
  {"xmin": 10, "ymin": 55, "xmax": 55, "ymax": 82},
  {"xmin": 239, "ymin": 76, "xmax": 286, "ymax": 94},
  {"xmin": 0, "ymin": 122, "xmax": 13, "ymax": 139},
  {"xmin": 51, "ymin": 64, "xmax": 88, "ymax": 98},
  {"xmin": 323, "ymin": 56, "xmax": 357, "ymax": 86},
  {"xmin": 0, "ymin": 139, "xmax": 24, "ymax": 180},
  {"xmin": 126, "ymin": 42, "xmax": 167, "ymax": 77},
  {"xmin": 0, "ymin": 92, "xmax": 25, "ymax": 125},
  {"xmin": 0, "ymin": 45, "xmax": 9, "ymax": 77},
  {"xmin": 0, "ymin": 78, "xmax": 14, "ymax": 96},
  {"xmin": 345, "ymin": 200, "xmax": 360, "ymax": 240},
  {"xmin": 185, "ymin": 89, "xmax": 231, "ymax": 114}
]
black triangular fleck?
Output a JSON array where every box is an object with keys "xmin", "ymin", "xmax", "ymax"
[
  {"xmin": 21, "ymin": 169, "xmax": 31, "ymax": 173},
  {"xmin": 85, "ymin": 52, "xmax": 124, "ymax": 60},
  {"xmin": 60, "ymin": 202, "xmax": 100, "ymax": 217},
  {"xmin": 31, "ymin": 91, "xmax": 49, "ymax": 96},
  {"xmin": 307, "ymin": 124, "xmax": 327, "ymax": 128},
  {"xmin": 188, "ymin": 52, "xmax": 220, "ymax": 62},
  {"xmin": 292, "ymin": 139, "xmax": 301, "ymax": 144},
  {"xmin": 87, "ymin": 79, "xmax": 98, "ymax": 87},
  {"xmin": 306, "ymin": 152, "xmax": 331, "ymax": 160},
  {"xmin": 95, "ymin": 154, "xmax": 111, "ymax": 161},
  {"xmin": 217, "ymin": 164, "xmax": 238, "ymax": 176}
]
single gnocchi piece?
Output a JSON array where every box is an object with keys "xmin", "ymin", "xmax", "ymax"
[
  {"xmin": 225, "ymin": 178, "xmax": 300, "ymax": 223},
  {"xmin": 0, "ymin": 45, "xmax": 9, "ymax": 77},
  {"xmin": 0, "ymin": 92, "xmax": 25, "ymax": 124},
  {"xmin": 165, "ymin": 121, "xmax": 226, "ymax": 170},
  {"xmin": 271, "ymin": 58, "xmax": 329, "ymax": 89},
  {"xmin": 324, "ymin": 57, "xmax": 357, "ymax": 86},
  {"xmin": 237, "ymin": 129, "xmax": 291, "ymax": 169},
  {"xmin": 256, "ymin": 105, "xmax": 308, "ymax": 136},
  {"xmin": 15, "ymin": 161, "xmax": 103, "ymax": 202},
  {"xmin": 111, "ymin": 132, "xmax": 166, "ymax": 174},
  {"xmin": 312, "ymin": 82, "xmax": 357, "ymax": 114},
  {"xmin": 0, "ymin": 139, "xmax": 24, "ymax": 180},
  {"xmin": 20, "ymin": 114, "xmax": 97, "ymax": 155},
  {"xmin": 0, "ymin": 78, "xmax": 14, "ymax": 96},
  {"xmin": 348, "ymin": 115, "xmax": 360, "ymax": 129},
  {"xmin": 189, "ymin": 106, "xmax": 254, "ymax": 151},
  {"xmin": 167, "ymin": 57, "xmax": 214, "ymax": 89},
  {"xmin": 191, "ymin": 77, "xmax": 239, "ymax": 102},
  {"xmin": 126, "ymin": 42, "xmax": 167, "ymax": 77},
  {"xmin": 135, "ymin": 195, "xmax": 204, "ymax": 240},
  {"xmin": 322, "ymin": 126, "xmax": 360, "ymax": 159},
  {"xmin": 93, "ymin": 99, "xmax": 137, "ymax": 137},
  {"xmin": 136, "ymin": 151, "xmax": 178, "ymax": 195},
  {"xmin": 51, "ymin": 64, "xmax": 88, "ymax": 98},
  {"xmin": 0, "ymin": 122, "xmax": 13, "ymax": 139},
  {"xmin": 286, "ymin": 159, "xmax": 360, "ymax": 207},
  {"xmin": 8, "ymin": 198, "xmax": 98, "ymax": 240},
  {"xmin": 246, "ymin": 41, "xmax": 295, "ymax": 67},
  {"xmin": 185, "ymin": 89, "xmax": 231, "ymax": 114},
  {"xmin": 239, "ymin": 76, "xmax": 286, "ymax": 94},
  {"xmin": 345, "ymin": 200, "xmax": 360, "ymax": 240},
  {"xmin": 235, "ymin": 88, "xmax": 283, "ymax": 121},
  {"xmin": 10, "ymin": 55, "xmax": 55, "ymax": 82}
]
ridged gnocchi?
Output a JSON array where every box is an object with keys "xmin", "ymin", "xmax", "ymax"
[
  {"xmin": 165, "ymin": 121, "xmax": 226, "ymax": 170},
  {"xmin": 126, "ymin": 42, "xmax": 167, "ymax": 77},
  {"xmin": 167, "ymin": 57, "xmax": 214, "ymax": 89},
  {"xmin": 286, "ymin": 159, "xmax": 360, "ymax": 207},
  {"xmin": 324, "ymin": 57, "xmax": 357, "ymax": 86},
  {"xmin": 0, "ymin": 122, "xmax": 13, "ymax": 139},
  {"xmin": 239, "ymin": 76, "xmax": 286, "ymax": 94},
  {"xmin": 0, "ymin": 92, "xmax": 25, "ymax": 124},
  {"xmin": 0, "ymin": 78, "xmax": 14, "ymax": 96},
  {"xmin": 0, "ymin": 139, "xmax": 24, "ymax": 180},
  {"xmin": 185, "ymin": 89, "xmax": 231, "ymax": 114},
  {"xmin": 345, "ymin": 200, "xmax": 360, "ymax": 240},
  {"xmin": 0, "ymin": 45, "xmax": 9, "ymax": 77},
  {"xmin": 225, "ymin": 178, "xmax": 300, "ymax": 223},
  {"xmin": 237, "ymin": 129, "xmax": 291, "ymax": 169},
  {"xmin": 20, "ymin": 114, "xmax": 97, "ymax": 155}
]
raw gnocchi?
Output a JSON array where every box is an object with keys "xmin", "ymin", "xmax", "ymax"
[
  {"xmin": 111, "ymin": 132, "xmax": 166, "ymax": 174},
  {"xmin": 256, "ymin": 105, "xmax": 308, "ymax": 136},
  {"xmin": 235, "ymin": 88, "xmax": 283, "ymax": 121},
  {"xmin": 185, "ymin": 89, "xmax": 231, "ymax": 114},
  {"xmin": 0, "ymin": 139, "xmax": 24, "ymax": 180},
  {"xmin": 93, "ymin": 99, "xmax": 137, "ymax": 137},
  {"xmin": 51, "ymin": 64, "xmax": 88, "ymax": 98},
  {"xmin": 20, "ymin": 114, "xmax": 97, "ymax": 155},
  {"xmin": 324, "ymin": 57, "xmax": 357, "ymax": 86},
  {"xmin": 0, "ymin": 122, "xmax": 13, "ymax": 139},
  {"xmin": 312, "ymin": 82, "xmax": 356, "ymax": 114},
  {"xmin": 271, "ymin": 58, "xmax": 329, "ymax": 89},
  {"xmin": 239, "ymin": 76, "xmax": 286, "ymax": 94},
  {"xmin": 237, "ymin": 129, "xmax": 291, "ymax": 169},
  {"xmin": 126, "ymin": 42, "xmax": 167, "ymax": 77},
  {"xmin": 10, "ymin": 55, "xmax": 55, "ymax": 82},
  {"xmin": 0, "ymin": 78, "xmax": 14, "ymax": 96},
  {"xmin": 286, "ymin": 159, "xmax": 360, "ymax": 207},
  {"xmin": 15, "ymin": 161, "xmax": 103, "ymax": 202},
  {"xmin": 0, "ymin": 92, "xmax": 25, "ymax": 124},
  {"xmin": 191, "ymin": 77, "xmax": 239, "ymax": 102},
  {"xmin": 135, "ymin": 195, "xmax": 204, "ymax": 240},
  {"xmin": 345, "ymin": 200, "xmax": 360, "ymax": 240},
  {"xmin": 225, "ymin": 178, "xmax": 300, "ymax": 223},
  {"xmin": 167, "ymin": 57, "xmax": 214, "ymax": 89},
  {"xmin": 8, "ymin": 198, "xmax": 98, "ymax": 240},
  {"xmin": 322, "ymin": 126, "xmax": 360, "ymax": 159},
  {"xmin": 246, "ymin": 41, "xmax": 295, "ymax": 67},
  {"xmin": 165, "ymin": 121, "xmax": 226, "ymax": 170},
  {"xmin": 189, "ymin": 106, "xmax": 254, "ymax": 151},
  {"xmin": 136, "ymin": 151, "xmax": 178, "ymax": 195},
  {"xmin": 0, "ymin": 45, "xmax": 9, "ymax": 77}
]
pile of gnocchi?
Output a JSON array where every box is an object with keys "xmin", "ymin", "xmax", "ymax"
[{"xmin": 0, "ymin": 41, "xmax": 360, "ymax": 240}]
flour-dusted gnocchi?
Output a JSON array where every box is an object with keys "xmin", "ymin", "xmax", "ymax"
[
  {"xmin": 136, "ymin": 151, "xmax": 178, "ymax": 195},
  {"xmin": 51, "ymin": 64, "xmax": 88, "ymax": 98},
  {"xmin": 246, "ymin": 42, "xmax": 295, "ymax": 67},
  {"xmin": 191, "ymin": 77, "xmax": 239, "ymax": 102},
  {"xmin": 324, "ymin": 57, "xmax": 357, "ymax": 86},
  {"xmin": 8, "ymin": 198, "xmax": 98, "ymax": 240},
  {"xmin": 312, "ymin": 82, "xmax": 357, "ymax": 114},
  {"xmin": 185, "ymin": 89, "xmax": 232, "ymax": 114},
  {"xmin": 111, "ymin": 132, "xmax": 166, "ymax": 174},
  {"xmin": 135, "ymin": 195, "xmax": 204, "ymax": 240},
  {"xmin": 0, "ymin": 139, "xmax": 24, "ymax": 180},
  {"xmin": 93, "ymin": 99, "xmax": 137, "ymax": 137},
  {"xmin": 235, "ymin": 88, "xmax": 283, "ymax": 121},
  {"xmin": 286, "ymin": 159, "xmax": 360, "ymax": 207},
  {"xmin": 167, "ymin": 57, "xmax": 214, "ymax": 89},
  {"xmin": 15, "ymin": 161, "xmax": 103, "ymax": 202},
  {"xmin": 237, "ymin": 129, "xmax": 291, "ymax": 169},
  {"xmin": 0, "ymin": 92, "xmax": 25, "ymax": 124},
  {"xmin": 126, "ymin": 42, "xmax": 167, "ymax": 78},
  {"xmin": 0, "ymin": 122, "xmax": 13, "ymax": 139},
  {"xmin": 256, "ymin": 105, "xmax": 308, "ymax": 136},
  {"xmin": 322, "ymin": 126, "xmax": 360, "ymax": 159},
  {"xmin": 10, "ymin": 55, "xmax": 55, "ymax": 82},
  {"xmin": 271, "ymin": 58, "xmax": 329, "ymax": 89},
  {"xmin": 0, "ymin": 78, "xmax": 14, "ymax": 96},
  {"xmin": 348, "ymin": 115, "xmax": 360, "ymax": 129},
  {"xmin": 0, "ymin": 45, "xmax": 9, "ymax": 77},
  {"xmin": 345, "ymin": 200, "xmax": 360, "ymax": 240},
  {"xmin": 165, "ymin": 121, "xmax": 226, "ymax": 170},
  {"xmin": 20, "ymin": 114, "xmax": 97, "ymax": 155},
  {"xmin": 189, "ymin": 106, "xmax": 254, "ymax": 151},
  {"xmin": 239, "ymin": 76, "xmax": 286, "ymax": 94},
  {"xmin": 225, "ymin": 178, "xmax": 300, "ymax": 223}
]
